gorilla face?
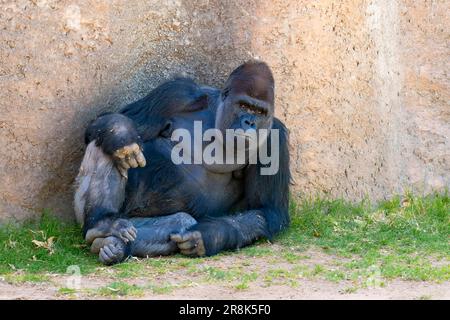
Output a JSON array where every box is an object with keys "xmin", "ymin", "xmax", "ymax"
[
  {"xmin": 218, "ymin": 92, "xmax": 273, "ymax": 130},
  {"xmin": 215, "ymin": 61, "xmax": 275, "ymax": 150}
]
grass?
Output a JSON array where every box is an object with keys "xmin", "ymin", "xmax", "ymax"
[
  {"xmin": 0, "ymin": 192, "xmax": 448, "ymax": 296},
  {"xmin": 280, "ymin": 191, "xmax": 449, "ymax": 282},
  {"xmin": 0, "ymin": 210, "xmax": 97, "ymax": 274},
  {"xmin": 3, "ymin": 273, "xmax": 50, "ymax": 284}
]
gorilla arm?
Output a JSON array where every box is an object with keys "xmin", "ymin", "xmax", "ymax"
[
  {"xmin": 79, "ymin": 113, "xmax": 146, "ymax": 242},
  {"xmin": 84, "ymin": 113, "xmax": 146, "ymax": 178},
  {"xmin": 171, "ymin": 119, "xmax": 290, "ymax": 256}
]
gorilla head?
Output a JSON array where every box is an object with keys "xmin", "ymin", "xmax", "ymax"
[{"xmin": 215, "ymin": 61, "xmax": 275, "ymax": 145}]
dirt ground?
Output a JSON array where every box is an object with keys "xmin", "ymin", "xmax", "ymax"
[
  {"xmin": 1, "ymin": 276, "xmax": 449, "ymax": 300},
  {"xmin": 1, "ymin": 248, "xmax": 448, "ymax": 300}
]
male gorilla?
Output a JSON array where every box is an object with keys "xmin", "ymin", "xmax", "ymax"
[{"xmin": 74, "ymin": 61, "xmax": 290, "ymax": 265}]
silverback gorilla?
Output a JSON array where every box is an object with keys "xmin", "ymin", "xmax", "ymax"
[{"xmin": 74, "ymin": 61, "xmax": 290, "ymax": 265}]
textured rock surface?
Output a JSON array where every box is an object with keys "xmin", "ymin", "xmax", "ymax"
[{"xmin": 0, "ymin": 0, "xmax": 448, "ymax": 221}]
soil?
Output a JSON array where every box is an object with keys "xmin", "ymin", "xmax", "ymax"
[
  {"xmin": 1, "ymin": 248, "xmax": 448, "ymax": 300},
  {"xmin": 1, "ymin": 276, "xmax": 448, "ymax": 300}
]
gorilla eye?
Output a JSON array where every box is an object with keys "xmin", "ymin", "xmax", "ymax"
[{"xmin": 240, "ymin": 104, "xmax": 266, "ymax": 116}]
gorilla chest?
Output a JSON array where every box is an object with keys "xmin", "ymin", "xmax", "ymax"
[
  {"xmin": 126, "ymin": 106, "xmax": 247, "ymax": 217},
  {"xmin": 126, "ymin": 148, "xmax": 245, "ymax": 217},
  {"xmin": 177, "ymin": 164, "xmax": 245, "ymax": 215}
]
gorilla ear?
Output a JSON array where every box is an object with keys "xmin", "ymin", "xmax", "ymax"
[
  {"xmin": 221, "ymin": 88, "xmax": 230, "ymax": 101},
  {"xmin": 159, "ymin": 120, "xmax": 173, "ymax": 138},
  {"xmin": 184, "ymin": 94, "xmax": 209, "ymax": 112}
]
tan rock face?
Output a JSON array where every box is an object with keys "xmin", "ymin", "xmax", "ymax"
[{"xmin": 0, "ymin": 0, "xmax": 448, "ymax": 221}]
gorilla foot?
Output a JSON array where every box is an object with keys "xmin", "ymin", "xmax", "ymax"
[
  {"xmin": 98, "ymin": 236, "xmax": 127, "ymax": 265},
  {"xmin": 170, "ymin": 231, "xmax": 206, "ymax": 257},
  {"xmin": 112, "ymin": 143, "xmax": 146, "ymax": 178}
]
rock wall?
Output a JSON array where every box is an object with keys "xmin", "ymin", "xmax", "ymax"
[{"xmin": 0, "ymin": 0, "xmax": 448, "ymax": 221}]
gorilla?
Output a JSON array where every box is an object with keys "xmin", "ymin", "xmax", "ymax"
[{"xmin": 74, "ymin": 61, "xmax": 290, "ymax": 265}]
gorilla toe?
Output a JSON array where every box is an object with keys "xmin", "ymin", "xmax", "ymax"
[{"xmin": 98, "ymin": 236, "xmax": 127, "ymax": 265}]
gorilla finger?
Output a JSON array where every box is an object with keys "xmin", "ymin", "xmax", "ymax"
[
  {"xmin": 103, "ymin": 246, "xmax": 114, "ymax": 258},
  {"xmin": 118, "ymin": 159, "xmax": 130, "ymax": 170},
  {"xmin": 171, "ymin": 233, "xmax": 195, "ymax": 243},
  {"xmin": 113, "ymin": 150, "xmax": 126, "ymax": 159},
  {"xmin": 127, "ymin": 156, "xmax": 139, "ymax": 168},
  {"xmin": 106, "ymin": 243, "xmax": 119, "ymax": 255},
  {"xmin": 190, "ymin": 231, "xmax": 202, "ymax": 240},
  {"xmin": 119, "ymin": 235, "xmax": 129, "ymax": 243},
  {"xmin": 170, "ymin": 234, "xmax": 184, "ymax": 242},
  {"xmin": 177, "ymin": 240, "xmax": 196, "ymax": 250},
  {"xmin": 135, "ymin": 151, "xmax": 146, "ymax": 167},
  {"xmin": 129, "ymin": 227, "xmax": 138, "ymax": 239},
  {"xmin": 100, "ymin": 249, "xmax": 111, "ymax": 263},
  {"xmin": 117, "ymin": 166, "xmax": 128, "ymax": 179},
  {"xmin": 90, "ymin": 238, "xmax": 106, "ymax": 254},
  {"xmin": 122, "ymin": 229, "xmax": 136, "ymax": 242},
  {"xmin": 120, "ymin": 230, "xmax": 134, "ymax": 243},
  {"xmin": 130, "ymin": 143, "xmax": 140, "ymax": 153}
]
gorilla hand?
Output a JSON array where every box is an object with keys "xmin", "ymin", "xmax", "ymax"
[
  {"xmin": 85, "ymin": 113, "xmax": 146, "ymax": 178},
  {"xmin": 111, "ymin": 219, "xmax": 137, "ymax": 243},
  {"xmin": 112, "ymin": 143, "xmax": 146, "ymax": 178},
  {"xmin": 170, "ymin": 231, "xmax": 206, "ymax": 257},
  {"xmin": 85, "ymin": 218, "xmax": 137, "ymax": 246}
]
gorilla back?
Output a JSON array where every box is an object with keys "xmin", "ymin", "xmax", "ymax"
[{"xmin": 75, "ymin": 61, "xmax": 290, "ymax": 265}]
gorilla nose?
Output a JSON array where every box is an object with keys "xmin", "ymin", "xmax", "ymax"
[{"xmin": 241, "ymin": 117, "xmax": 256, "ymax": 130}]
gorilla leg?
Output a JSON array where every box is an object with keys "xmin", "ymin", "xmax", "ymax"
[
  {"xmin": 74, "ymin": 141, "xmax": 137, "ymax": 246},
  {"xmin": 130, "ymin": 212, "xmax": 197, "ymax": 257},
  {"xmin": 96, "ymin": 212, "xmax": 197, "ymax": 265}
]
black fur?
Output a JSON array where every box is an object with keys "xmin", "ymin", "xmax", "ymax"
[
  {"xmin": 120, "ymin": 78, "xmax": 209, "ymax": 141},
  {"xmin": 78, "ymin": 61, "xmax": 290, "ymax": 262},
  {"xmin": 85, "ymin": 113, "xmax": 142, "ymax": 155},
  {"xmin": 187, "ymin": 119, "xmax": 290, "ymax": 255}
]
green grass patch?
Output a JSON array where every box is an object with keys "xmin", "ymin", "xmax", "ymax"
[
  {"xmin": 58, "ymin": 287, "xmax": 77, "ymax": 295},
  {"xmin": 56, "ymin": 287, "xmax": 80, "ymax": 299},
  {"xmin": 240, "ymin": 245, "xmax": 274, "ymax": 257},
  {"xmin": 279, "ymin": 191, "xmax": 450, "ymax": 281},
  {"xmin": 111, "ymin": 260, "xmax": 147, "ymax": 278},
  {"xmin": 148, "ymin": 283, "xmax": 175, "ymax": 294},
  {"xmin": 0, "ymin": 211, "xmax": 97, "ymax": 275},
  {"xmin": 3, "ymin": 272, "xmax": 50, "ymax": 284},
  {"xmin": 0, "ymin": 192, "xmax": 448, "ymax": 286}
]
